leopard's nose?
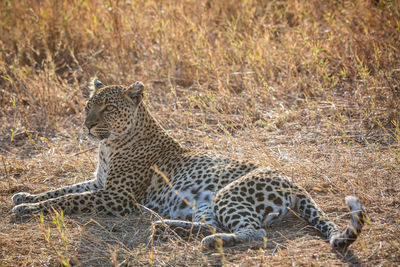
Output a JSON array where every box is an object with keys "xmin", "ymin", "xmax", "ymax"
[{"xmin": 85, "ymin": 120, "xmax": 97, "ymax": 130}]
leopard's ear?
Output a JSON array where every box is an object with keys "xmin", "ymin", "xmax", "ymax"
[
  {"xmin": 123, "ymin": 81, "xmax": 144, "ymax": 105},
  {"xmin": 87, "ymin": 77, "xmax": 105, "ymax": 98}
]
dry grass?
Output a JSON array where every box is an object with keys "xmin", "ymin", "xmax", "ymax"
[{"xmin": 1, "ymin": 0, "xmax": 399, "ymax": 265}]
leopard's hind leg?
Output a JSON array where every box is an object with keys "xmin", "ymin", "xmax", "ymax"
[
  {"xmin": 201, "ymin": 169, "xmax": 294, "ymax": 250},
  {"xmin": 151, "ymin": 205, "xmax": 220, "ymax": 239}
]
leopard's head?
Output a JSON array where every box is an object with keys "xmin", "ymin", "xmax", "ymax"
[{"xmin": 84, "ymin": 78, "xmax": 144, "ymax": 140}]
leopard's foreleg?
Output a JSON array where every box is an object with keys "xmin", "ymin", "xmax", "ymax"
[{"xmin": 12, "ymin": 189, "xmax": 135, "ymax": 217}]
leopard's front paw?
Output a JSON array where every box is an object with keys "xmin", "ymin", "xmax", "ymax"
[
  {"xmin": 12, "ymin": 204, "xmax": 35, "ymax": 217},
  {"xmin": 12, "ymin": 192, "xmax": 33, "ymax": 205}
]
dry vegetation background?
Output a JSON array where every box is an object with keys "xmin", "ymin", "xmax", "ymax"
[{"xmin": 0, "ymin": 0, "xmax": 399, "ymax": 266}]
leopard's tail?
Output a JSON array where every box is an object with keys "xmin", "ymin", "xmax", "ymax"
[
  {"xmin": 329, "ymin": 196, "xmax": 367, "ymax": 249},
  {"xmin": 295, "ymin": 193, "xmax": 367, "ymax": 249}
]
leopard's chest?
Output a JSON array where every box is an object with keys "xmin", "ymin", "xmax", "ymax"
[{"xmin": 95, "ymin": 143, "xmax": 110, "ymax": 187}]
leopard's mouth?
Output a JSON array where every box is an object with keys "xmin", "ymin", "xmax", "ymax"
[{"xmin": 88, "ymin": 129, "xmax": 110, "ymax": 140}]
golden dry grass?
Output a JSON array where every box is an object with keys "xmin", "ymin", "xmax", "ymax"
[{"xmin": 0, "ymin": 0, "xmax": 399, "ymax": 266}]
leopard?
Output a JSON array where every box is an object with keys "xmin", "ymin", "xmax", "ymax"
[{"xmin": 12, "ymin": 78, "xmax": 367, "ymax": 250}]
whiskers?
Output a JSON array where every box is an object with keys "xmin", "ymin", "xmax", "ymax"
[{"xmin": 90, "ymin": 127, "xmax": 111, "ymax": 140}]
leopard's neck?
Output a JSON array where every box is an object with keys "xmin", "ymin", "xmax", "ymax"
[{"xmin": 103, "ymin": 102, "xmax": 187, "ymax": 157}]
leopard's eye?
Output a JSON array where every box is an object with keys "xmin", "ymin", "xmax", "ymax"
[{"xmin": 105, "ymin": 105, "xmax": 116, "ymax": 112}]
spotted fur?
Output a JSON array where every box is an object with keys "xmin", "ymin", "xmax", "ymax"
[{"xmin": 12, "ymin": 79, "xmax": 367, "ymax": 250}]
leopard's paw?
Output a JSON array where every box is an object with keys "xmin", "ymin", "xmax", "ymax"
[
  {"xmin": 12, "ymin": 204, "xmax": 34, "ymax": 217},
  {"xmin": 201, "ymin": 233, "xmax": 236, "ymax": 250},
  {"xmin": 12, "ymin": 192, "xmax": 33, "ymax": 205}
]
